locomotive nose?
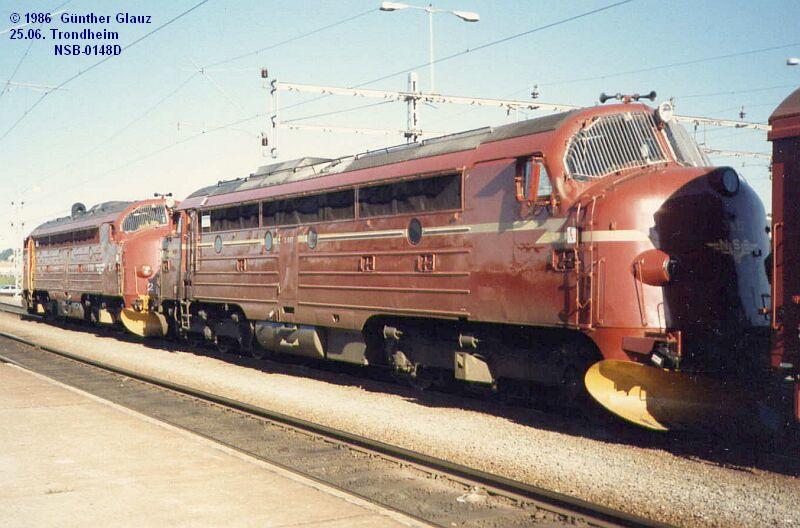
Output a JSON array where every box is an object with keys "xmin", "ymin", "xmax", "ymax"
[{"xmin": 585, "ymin": 166, "xmax": 771, "ymax": 431}]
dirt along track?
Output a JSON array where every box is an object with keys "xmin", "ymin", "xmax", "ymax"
[
  {"xmin": 0, "ymin": 332, "xmax": 661, "ymax": 528},
  {"xmin": 0, "ymin": 309, "xmax": 798, "ymax": 527}
]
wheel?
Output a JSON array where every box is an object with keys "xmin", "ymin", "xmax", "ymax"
[
  {"xmin": 408, "ymin": 366, "xmax": 434, "ymax": 391},
  {"xmin": 215, "ymin": 337, "xmax": 237, "ymax": 355},
  {"xmin": 249, "ymin": 344, "xmax": 269, "ymax": 360}
]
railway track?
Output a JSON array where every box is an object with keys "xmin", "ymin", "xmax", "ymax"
[{"xmin": 0, "ymin": 324, "xmax": 666, "ymax": 528}]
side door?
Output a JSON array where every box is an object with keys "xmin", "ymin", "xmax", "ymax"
[
  {"xmin": 158, "ymin": 211, "xmax": 184, "ymax": 302},
  {"xmin": 184, "ymin": 211, "xmax": 199, "ymax": 302},
  {"xmin": 276, "ymin": 226, "xmax": 300, "ymax": 322}
]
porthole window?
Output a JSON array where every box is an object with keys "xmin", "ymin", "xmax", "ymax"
[
  {"xmin": 407, "ymin": 218, "xmax": 422, "ymax": 245},
  {"xmin": 264, "ymin": 231, "xmax": 273, "ymax": 252},
  {"xmin": 214, "ymin": 235, "xmax": 223, "ymax": 254},
  {"xmin": 307, "ymin": 227, "xmax": 318, "ymax": 249}
]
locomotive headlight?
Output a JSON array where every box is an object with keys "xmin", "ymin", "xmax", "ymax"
[
  {"xmin": 137, "ymin": 265, "xmax": 153, "ymax": 278},
  {"xmin": 711, "ymin": 168, "xmax": 740, "ymax": 196},
  {"xmin": 633, "ymin": 249, "xmax": 675, "ymax": 286},
  {"xmin": 655, "ymin": 101, "xmax": 674, "ymax": 124}
]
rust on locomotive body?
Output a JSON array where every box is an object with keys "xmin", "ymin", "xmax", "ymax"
[
  {"xmin": 23, "ymin": 198, "xmax": 175, "ymax": 333},
  {"xmin": 151, "ymin": 102, "xmax": 771, "ymax": 429}
]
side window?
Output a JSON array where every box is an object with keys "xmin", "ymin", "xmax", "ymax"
[
  {"xmin": 261, "ymin": 190, "xmax": 355, "ymax": 227},
  {"xmin": 358, "ymin": 172, "xmax": 461, "ymax": 218},
  {"xmin": 520, "ymin": 159, "xmax": 534, "ymax": 201},
  {"xmin": 516, "ymin": 157, "xmax": 552, "ymax": 202},
  {"xmin": 536, "ymin": 160, "xmax": 552, "ymax": 198},
  {"xmin": 208, "ymin": 204, "xmax": 260, "ymax": 232}
]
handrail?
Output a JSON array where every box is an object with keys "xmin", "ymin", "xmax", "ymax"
[{"xmin": 772, "ymin": 221, "xmax": 784, "ymax": 331}]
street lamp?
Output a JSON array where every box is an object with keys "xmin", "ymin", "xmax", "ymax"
[
  {"xmin": 380, "ymin": 2, "xmax": 479, "ymax": 93},
  {"xmin": 788, "ymin": 57, "xmax": 800, "ymax": 66}
]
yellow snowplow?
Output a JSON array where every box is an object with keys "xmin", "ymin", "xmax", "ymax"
[
  {"xmin": 584, "ymin": 359, "xmax": 748, "ymax": 431},
  {"xmin": 121, "ymin": 308, "xmax": 168, "ymax": 338}
]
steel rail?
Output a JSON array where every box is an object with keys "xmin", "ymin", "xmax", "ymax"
[{"xmin": 0, "ymin": 309, "xmax": 668, "ymax": 528}]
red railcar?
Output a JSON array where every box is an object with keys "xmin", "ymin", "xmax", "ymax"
[
  {"xmin": 769, "ymin": 87, "xmax": 800, "ymax": 423},
  {"xmin": 23, "ymin": 198, "xmax": 174, "ymax": 332},
  {"xmin": 156, "ymin": 102, "xmax": 771, "ymax": 430}
]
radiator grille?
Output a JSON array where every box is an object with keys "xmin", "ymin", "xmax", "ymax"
[
  {"xmin": 565, "ymin": 112, "xmax": 666, "ymax": 181},
  {"xmin": 122, "ymin": 204, "xmax": 167, "ymax": 233}
]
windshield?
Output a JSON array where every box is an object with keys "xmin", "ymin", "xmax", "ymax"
[
  {"xmin": 122, "ymin": 204, "xmax": 168, "ymax": 233},
  {"xmin": 663, "ymin": 120, "xmax": 712, "ymax": 167},
  {"xmin": 564, "ymin": 111, "xmax": 668, "ymax": 181}
]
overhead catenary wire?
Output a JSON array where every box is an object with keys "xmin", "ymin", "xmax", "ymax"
[
  {"xmin": 277, "ymin": 0, "xmax": 636, "ymax": 117},
  {"xmin": 540, "ymin": 41, "xmax": 800, "ymax": 87},
  {"xmin": 675, "ymin": 83, "xmax": 798, "ymax": 100},
  {"xmin": 0, "ymin": 0, "xmax": 73, "ymax": 102},
  {"xmin": 203, "ymin": 8, "xmax": 377, "ymax": 69},
  {"xmin": 0, "ymin": 0, "xmax": 212, "ymax": 146},
  {"xmin": 0, "ymin": 40, "xmax": 34, "ymax": 102},
  {"xmin": 9, "ymin": 5, "xmax": 382, "ymax": 205},
  {"xmin": 283, "ymin": 100, "xmax": 395, "ymax": 123},
  {"xmin": 28, "ymin": 112, "xmax": 266, "ymax": 213},
  {"xmin": 13, "ymin": 72, "xmax": 200, "ymax": 195}
]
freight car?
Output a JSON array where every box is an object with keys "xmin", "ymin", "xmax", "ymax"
[
  {"xmin": 148, "ymin": 100, "xmax": 771, "ymax": 430},
  {"xmin": 769, "ymin": 87, "xmax": 800, "ymax": 424},
  {"xmin": 22, "ymin": 197, "xmax": 174, "ymax": 334}
]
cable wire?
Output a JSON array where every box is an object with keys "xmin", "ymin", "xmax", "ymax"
[
  {"xmin": 541, "ymin": 41, "xmax": 800, "ymax": 87},
  {"xmin": 278, "ymin": 0, "xmax": 634, "ymax": 117},
  {"xmin": 0, "ymin": 0, "xmax": 212, "ymax": 145},
  {"xmin": 27, "ymin": 112, "xmax": 265, "ymax": 208},
  {"xmin": 14, "ymin": 72, "xmax": 200, "ymax": 195},
  {"xmin": 675, "ymin": 83, "xmax": 798, "ymax": 100},
  {"xmin": 0, "ymin": 0, "xmax": 73, "ymax": 102},
  {"xmin": 204, "ymin": 8, "xmax": 377, "ymax": 69},
  {"xmin": 283, "ymin": 100, "xmax": 394, "ymax": 123}
]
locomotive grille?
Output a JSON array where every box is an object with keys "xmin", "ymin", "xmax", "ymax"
[
  {"xmin": 122, "ymin": 204, "xmax": 167, "ymax": 233},
  {"xmin": 565, "ymin": 112, "xmax": 666, "ymax": 180}
]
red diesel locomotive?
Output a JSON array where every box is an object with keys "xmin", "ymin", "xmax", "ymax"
[
  {"xmin": 769, "ymin": 87, "xmax": 800, "ymax": 424},
  {"xmin": 149, "ymin": 100, "xmax": 771, "ymax": 430},
  {"xmin": 22, "ymin": 198, "xmax": 174, "ymax": 334}
]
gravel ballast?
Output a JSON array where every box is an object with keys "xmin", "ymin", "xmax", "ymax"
[{"xmin": 0, "ymin": 312, "xmax": 797, "ymax": 528}]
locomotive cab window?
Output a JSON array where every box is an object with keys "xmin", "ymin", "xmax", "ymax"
[
  {"xmin": 516, "ymin": 157, "xmax": 551, "ymax": 203},
  {"xmin": 358, "ymin": 172, "xmax": 461, "ymax": 218}
]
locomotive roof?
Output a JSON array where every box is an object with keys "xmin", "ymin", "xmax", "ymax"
[
  {"xmin": 181, "ymin": 110, "xmax": 574, "ymax": 208},
  {"xmin": 769, "ymin": 87, "xmax": 800, "ymax": 141},
  {"xmin": 30, "ymin": 201, "xmax": 133, "ymax": 237}
]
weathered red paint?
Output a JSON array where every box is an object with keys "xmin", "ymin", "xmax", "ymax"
[
  {"xmin": 164, "ymin": 102, "xmax": 770, "ymax": 382},
  {"xmin": 769, "ymin": 87, "xmax": 800, "ymax": 422},
  {"xmin": 23, "ymin": 198, "xmax": 174, "ymax": 319}
]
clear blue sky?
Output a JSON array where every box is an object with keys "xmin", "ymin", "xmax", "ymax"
[{"xmin": 0, "ymin": 0, "xmax": 798, "ymax": 250}]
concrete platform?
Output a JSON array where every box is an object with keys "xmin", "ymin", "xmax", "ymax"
[{"xmin": 0, "ymin": 363, "xmax": 426, "ymax": 527}]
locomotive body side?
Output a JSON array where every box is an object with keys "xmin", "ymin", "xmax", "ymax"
[
  {"xmin": 24, "ymin": 201, "xmax": 131, "ymax": 322},
  {"xmin": 23, "ymin": 198, "xmax": 173, "ymax": 330},
  {"xmin": 769, "ymin": 87, "xmax": 800, "ymax": 423},
  {"xmin": 159, "ymin": 103, "xmax": 771, "ymax": 427}
]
